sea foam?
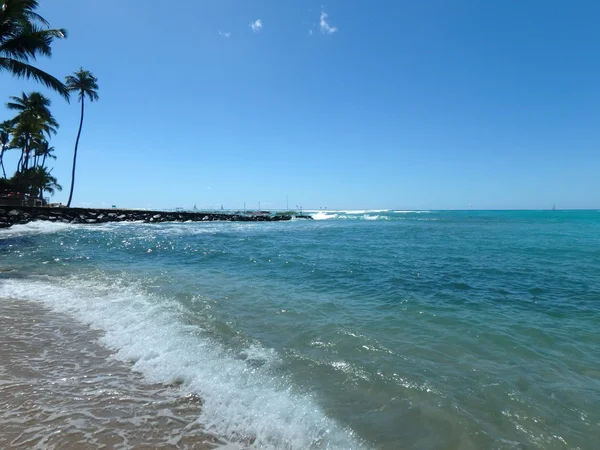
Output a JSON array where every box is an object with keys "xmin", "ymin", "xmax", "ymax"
[{"xmin": 0, "ymin": 275, "xmax": 366, "ymax": 450}]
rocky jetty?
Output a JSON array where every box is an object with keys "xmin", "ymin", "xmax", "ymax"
[{"xmin": 0, "ymin": 206, "xmax": 294, "ymax": 229}]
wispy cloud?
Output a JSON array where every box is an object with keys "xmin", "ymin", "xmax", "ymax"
[
  {"xmin": 218, "ymin": 30, "xmax": 231, "ymax": 38},
  {"xmin": 320, "ymin": 11, "xmax": 337, "ymax": 34},
  {"xmin": 250, "ymin": 19, "xmax": 263, "ymax": 33}
]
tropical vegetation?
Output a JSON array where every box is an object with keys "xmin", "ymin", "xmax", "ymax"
[
  {"xmin": 0, "ymin": 91, "xmax": 62, "ymax": 201},
  {"xmin": 65, "ymin": 68, "xmax": 99, "ymax": 207},
  {"xmin": 0, "ymin": 0, "xmax": 98, "ymax": 206},
  {"xmin": 0, "ymin": 0, "xmax": 69, "ymax": 98}
]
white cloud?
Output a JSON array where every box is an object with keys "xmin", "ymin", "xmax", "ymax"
[
  {"xmin": 218, "ymin": 30, "xmax": 231, "ymax": 38},
  {"xmin": 320, "ymin": 11, "xmax": 337, "ymax": 34},
  {"xmin": 250, "ymin": 19, "xmax": 263, "ymax": 33}
]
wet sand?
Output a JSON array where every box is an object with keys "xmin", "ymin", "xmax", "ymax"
[{"xmin": 0, "ymin": 297, "xmax": 222, "ymax": 449}]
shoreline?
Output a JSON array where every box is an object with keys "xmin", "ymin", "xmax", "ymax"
[
  {"xmin": 0, "ymin": 296, "xmax": 224, "ymax": 449},
  {"xmin": 0, "ymin": 205, "xmax": 304, "ymax": 228}
]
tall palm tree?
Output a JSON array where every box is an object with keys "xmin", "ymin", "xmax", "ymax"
[
  {"xmin": 65, "ymin": 68, "xmax": 98, "ymax": 207},
  {"xmin": 0, "ymin": 0, "xmax": 69, "ymax": 99}
]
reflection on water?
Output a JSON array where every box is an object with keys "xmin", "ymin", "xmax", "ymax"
[{"xmin": 0, "ymin": 298, "xmax": 221, "ymax": 449}]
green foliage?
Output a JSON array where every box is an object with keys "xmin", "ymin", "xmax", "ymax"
[
  {"xmin": 0, "ymin": 120, "xmax": 12, "ymax": 178},
  {"xmin": 1, "ymin": 91, "xmax": 61, "ymax": 202},
  {"xmin": 3, "ymin": 91, "xmax": 58, "ymax": 174},
  {"xmin": 7, "ymin": 91, "xmax": 58, "ymax": 134},
  {"xmin": 65, "ymin": 68, "xmax": 99, "ymax": 207},
  {"xmin": 0, "ymin": 3, "xmax": 100, "ymax": 206},
  {"xmin": 65, "ymin": 68, "xmax": 99, "ymax": 102},
  {"xmin": 0, "ymin": 176, "xmax": 16, "ymax": 190},
  {"xmin": 0, "ymin": 0, "xmax": 69, "ymax": 99},
  {"xmin": 13, "ymin": 165, "xmax": 61, "ymax": 197}
]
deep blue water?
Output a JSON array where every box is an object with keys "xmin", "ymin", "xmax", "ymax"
[{"xmin": 1, "ymin": 210, "xmax": 599, "ymax": 449}]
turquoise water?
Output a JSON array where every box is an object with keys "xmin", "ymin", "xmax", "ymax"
[{"xmin": 1, "ymin": 210, "xmax": 599, "ymax": 449}]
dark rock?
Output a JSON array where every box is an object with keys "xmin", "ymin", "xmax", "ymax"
[{"xmin": 0, "ymin": 205, "xmax": 298, "ymax": 228}]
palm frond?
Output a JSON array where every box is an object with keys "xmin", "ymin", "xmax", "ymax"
[
  {"xmin": 0, "ymin": 0, "xmax": 68, "ymax": 98},
  {"xmin": 65, "ymin": 68, "xmax": 99, "ymax": 103},
  {"xmin": 0, "ymin": 1, "xmax": 49, "ymax": 27},
  {"xmin": 0, "ymin": 24, "xmax": 66, "ymax": 59},
  {"xmin": 0, "ymin": 57, "xmax": 69, "ymax": 100}
]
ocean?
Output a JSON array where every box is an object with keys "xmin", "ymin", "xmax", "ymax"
[{"xmin": 1, "ymin": 210, "xmax": 599, "ymax": 449}]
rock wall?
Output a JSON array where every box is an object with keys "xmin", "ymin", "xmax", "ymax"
[{"xmin": 0, "ymin": 206, "xmax": 292, "ymax": 228}]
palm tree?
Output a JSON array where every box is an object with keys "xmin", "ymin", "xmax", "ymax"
[
  {"xmin": 65, "ymin": 68, "xmax": 98, "ymax": 207},
  {"xmin": 0, "ymin": 120, "xmax": 13, "ymax": 178},
  {"xmin": 31, "ymin": 165, "xmax": 61, "ymax": 199},
  {"xmin": 0, "ymin": 0, "xmax": 69, "ymax": 99},
  {"xmin": 7, "ymin": 91, "xmax": 58, "ymax": 136},
  {"xmin": 13, "ymin": 165, "xmax": 61, "ymax": 199},
  {"xmin": 36, "ymin": 140, "xmax": 55, "ymax": 168},
  {"xmin": 6, "ymin": 91, "xmax": 58, "ymax": 172}
]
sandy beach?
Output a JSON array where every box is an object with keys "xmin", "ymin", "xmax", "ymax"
[{"xmin": 0, "ymin": 297, "xmax": 221, "ymax": 449}]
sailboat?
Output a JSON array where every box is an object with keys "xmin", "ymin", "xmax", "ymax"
[
  {"xmin": 193, "ymin": 203, "xmax": 197, "ymax": 210},
  {"xmin": 552, "ymin": 204, "xmax": 556, "ymax": 211}
]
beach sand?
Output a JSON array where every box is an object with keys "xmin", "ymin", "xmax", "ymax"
[{"xmin": 0, "ymin": 297, "xmax": 222, "ymax": 449}]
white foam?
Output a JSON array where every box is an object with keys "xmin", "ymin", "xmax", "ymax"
[
  {"xmin": 311, "ymin": 212, "xmax": 338, "ymax": 221},
  {"xmin": 307, "ymin": 210, "xmax": 390, "ymax": 215},
  {"xmin": 392, "ymin": 210, "xmax": 432, "ymax": 214},
  {"xmin": 0, "ymin": 276, "xmax": 367, "ymax": 449},
  {"xmin": 0, "ymin": 220, "xmax": 75, "ymax": 237},
  {"xmin": 340, "ymin": 210, "xmax": 389, "ymax": 214}
]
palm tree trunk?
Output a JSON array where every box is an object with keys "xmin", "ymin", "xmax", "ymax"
[
  {"xmin": 66, "ymin": 97, "xmax": 85, "ymax": 207},
  {"xmin": 23, "ymin": 137, "xmax": 31, "ymax": 171},
  {"xmin": 0, "ymin": 148, "xmax": 6, "ymax": 178},
  {"xmin": 17, "ymin": 151, "xmax": 24, "ymax": 173}
]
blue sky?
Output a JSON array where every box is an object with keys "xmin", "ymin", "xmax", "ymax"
[{"xmin": 1, "ymin": 0, "xmax": 599, "ymax": 210}]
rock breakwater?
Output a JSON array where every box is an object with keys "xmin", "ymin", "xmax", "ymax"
[{"xmin": 0, "ymin": 206, "xmax": 293, "ymax": 228}]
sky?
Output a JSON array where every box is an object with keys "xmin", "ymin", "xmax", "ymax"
[{"xmin": 1, "ymin": 0, "xmax": 599, "ymax": 210}]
